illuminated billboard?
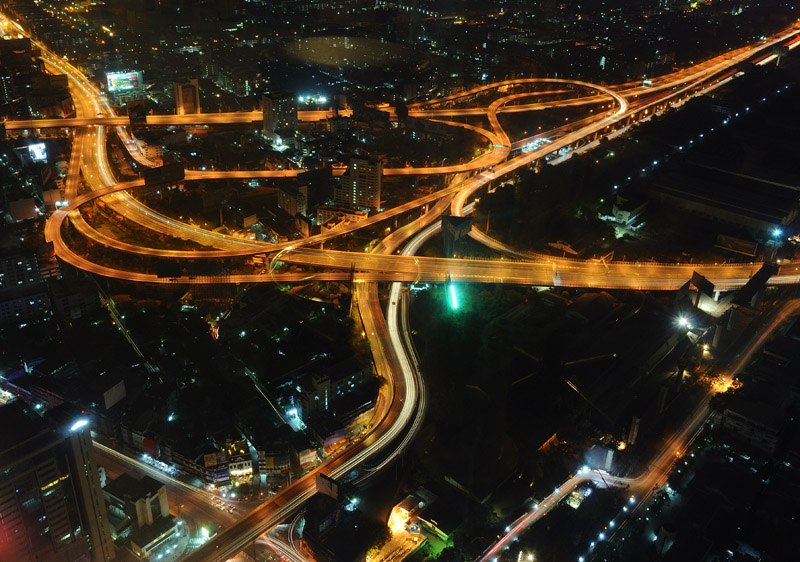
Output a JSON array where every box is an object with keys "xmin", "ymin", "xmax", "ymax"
[
  {"xmin": 28, "ymin": 142, "xmax": 47, "ymax": 162},
  {"xmin": 106, "ymin": 71, "xmax": 142, "ymax": 93}
]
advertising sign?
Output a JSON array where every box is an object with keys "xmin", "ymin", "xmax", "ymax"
[
  {"xmin": 106, "ymin": 71, "xmax": 142, "ymax": 92},
  {"xmin": 28, "ymin": 143, "xmax": 47, "ymax": 162},
  {"xmin": 203, "ymin": 452, "xmax": 228, "ymax": 467}
]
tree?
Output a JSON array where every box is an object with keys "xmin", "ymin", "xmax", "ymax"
[
  {"xmin": 366, "ymin": 525, "xmax": 392, "ymax": 559},
  {"xmin": 710, "ymin": 387, "xmax": 736, "ymax": 412},
  {"xmin": 437, "ymin": 547, "xmax": 465, "ymax": 562}
]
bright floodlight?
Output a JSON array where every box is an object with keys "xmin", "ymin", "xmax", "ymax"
[
  {"xmin": 772, "ymin": 228, "xmax": 782, "ymax": 238},
  {"xmin": 70, "ymin": 419, "xmax": 88, "ymax": 432},
  {"xmin": 449, "ymin": 284, "xmax": 458, "ymax": 310},
  {"xmin": 678, "ymin": 317, "xmax": 689, "ymax": 327}
]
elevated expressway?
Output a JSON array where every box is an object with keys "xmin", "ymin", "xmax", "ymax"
[
  {"xmin": 41, "ymin": 33, "xmax": 800, "ymax": 292},
  {"xmin": 38, "ymin": 28, "xmax": 800, "ymax": 283},
  {"xmin": 2, "ymin": 6, "xmax": 796, "ymax": 557}
]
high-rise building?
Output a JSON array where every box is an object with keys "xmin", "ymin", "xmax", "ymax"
[
  {"xmin": 0, "ymin": 67, "xmax": 16, "ymax": 104},
  {"xmin": 262, "ymin": 92, "xmax": 298, "ymax": 139},
  {"xmin": 174, "ymin": 79, "xmax": 200, "ymax": 115},
  {"xmin": 334, "ymin": 157, "xmax": 382, "ymax": 211},
  {"xmin": 0, "ymin": 250, "xmax": 51, "ymax": 326},
  {"xmin": 0, "ymin": 401, "xmax": 116, "ymax": 561}
]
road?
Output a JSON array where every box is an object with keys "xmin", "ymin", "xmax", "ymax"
[
  {"xmin": 43, "ymin": 169, "xmax": 800, "ymax": 292},
  {"xmin": 4, "ymin": 109, "xmax": 348, "ymax": 130},
  {"xmin": 94, "ymin": 443, "xmax": 239, "ymax": 535},
  {"xmin": 24, "ymin": 18, "xmax": 794, "ymax": 280},
  {"xmin": 41, "ymin": 31, "xmax": 800, "ymax": 287},
  {"xmin": 4, "ymin": 7, "xmax": 798, "ymax": 559},
  {"xmin": 475, "ymin": 298, "xmax": 800, "ymax": 561}
]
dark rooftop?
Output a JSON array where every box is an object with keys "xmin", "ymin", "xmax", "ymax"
[
  {"xmin": 104, "ymin": 473, "xmax": 164, "ymax": 502},
  {"xmin": 129, "ymin": 514, "xmax": 178, "ymax": 550}
]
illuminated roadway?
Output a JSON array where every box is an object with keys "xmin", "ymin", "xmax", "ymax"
[
  {"xmin": 93, "ymin": 442, "xmax": 241, "ymax": 535},
  {"xmin": 45, "ymin": 177, "xmax": 800, "ymax": 291},
  {"xmin": 32, "ymin": 23, "xmax": 799, "ymax": 275},
  {"xmin": 0, "ymin": 13, "xmax": 428, "ymax": 562},
  {"xmin": 4, "ymin": 8, "xmax": 798, "ymax": 559},
  {"xmin": 43, "ymin": 35, "xmax": 800, "ymax": 285}
]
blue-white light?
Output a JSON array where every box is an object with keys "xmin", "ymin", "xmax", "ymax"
[{"xmin": 70, "ymin": 419, "xmax": 88, "ymax": 432}]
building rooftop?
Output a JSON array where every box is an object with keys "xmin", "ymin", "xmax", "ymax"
[
  {"xmin": 724, "ymin": 397, "xmax": 785, "ymax": 433},
  {"xmin": 419, "ymin": 497, "xmax": 462, "ymax": 539},
  {"xmin": 128, "ymin": 514, "xmax": 177, "ymax": 550},
  {"xmin": 105, "ymin": 473, "xmax": 163, "ymax": 502}
]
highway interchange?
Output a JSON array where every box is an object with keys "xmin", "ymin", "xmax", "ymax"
[{"xmin": 3, "ymin": 10, "xmax": 800, "ymax": 561}]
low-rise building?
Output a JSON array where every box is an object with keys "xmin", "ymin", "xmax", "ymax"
[
  {"xmin": 611, "ymin": 194, "xmax": 648, "ymax": 226},
  {"xmin": 224, "ymin": 439, "xmax": 253, "ymax": 481},
  {"xmin": 283, "ymin": 358, "xmax": 372, "ymax": 422},
  {"xmin": 326, "ymin": 116, "xmax": 352, "ymax": 133},
  {"xmin": 316, "ymin": 205, "xmax": 368, "ymax": 227},
  {"xmin": 139, "ymin": 142, "xmax": 164, "ymax": 165},
  {"xmin": 278, "ymin": 185, "xmax": 308, "ymax": 217},
  {"xmin": 719, "ymin": 397, "xmax": 784, "ymax": 454},
  {"xmin": 258, "ymin": 440, "xmax": 291, "ymax": 474},
  {"xmin": 103, "ymin": 473, "xmax": 178, "ymax": 558}
]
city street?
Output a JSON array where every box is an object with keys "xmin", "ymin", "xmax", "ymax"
[{"xmin": 2, "ymin": 5, "xmax": 799, "ymax": 561}]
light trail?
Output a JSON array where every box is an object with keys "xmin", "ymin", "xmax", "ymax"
[{"xmin": 5, "ymin": 8, "xmax": 798, "ymax": 559}]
